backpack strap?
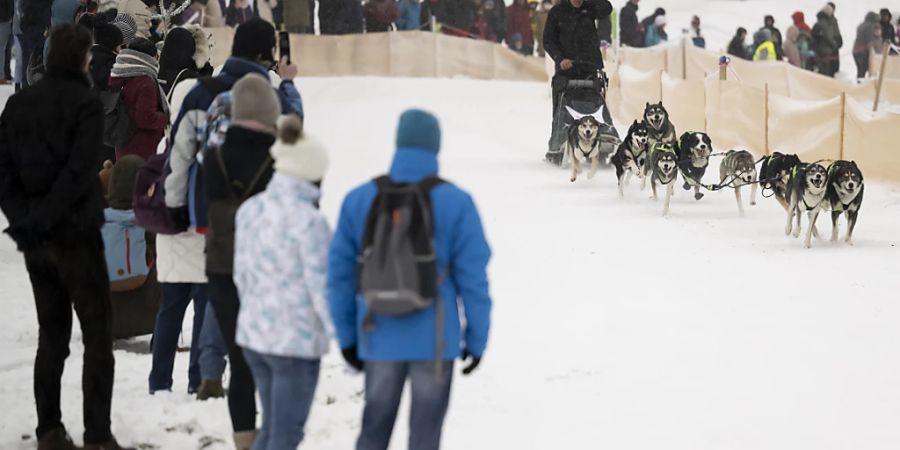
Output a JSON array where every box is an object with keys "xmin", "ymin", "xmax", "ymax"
[
  {"xmin": 241, "ymin": 156, "xmax": 274, "ymax": 201},
  {"xmin": 212, "ymin": 147, "xmax": 273, "ymax": 201}
]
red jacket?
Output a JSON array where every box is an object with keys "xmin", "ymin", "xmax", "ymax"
[
  {"xmin": 108, "ymin": 75, "xmax": 167, "ymax": 161},
  {"xmin": 506, "ymin": 3, "xmax": 534, "ymax": 46}
]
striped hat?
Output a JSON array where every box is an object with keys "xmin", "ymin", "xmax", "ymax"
[{"xmin": 113, "ymin": 13, "xmax": 138, "ymax": 45}]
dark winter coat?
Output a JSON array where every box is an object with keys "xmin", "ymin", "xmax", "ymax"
[
  {"xmin": 619, "ymin": 1, "xmax": 640, "ymax": 47},
  {"xmin": 0, "ymin": 0, "xmax": 13, "ymax": 23},
  {"xmin": 203, "ymin": 126, "xmax": 275, "ymax": 274},
  {"xmin": 813, "ymin": 10, "xmax": 843, "ymax": 60},
  {"xmin": 853, "ymin": 12, "xmax": 881, "ymax": 56},
  {"xmin": 108, "ymin": 75, "xmax": 167, "ymax": 161},
  {"xmin": 21, "ymin": 0, "xmax": 51, "ymax": 30},
  {"xmin": 89, "ymin": 45, "xmax": 117, "ymax": 90},
  {"xmin": 364, "ymin": 0, "xmax": 399, "ymax": 32},
  {"xmin": 727, "ymin": 34, "xmax": 749, "ymax": 59},
  {"xmin": 543, "ymin": 0, "xmax": 613, "ymax": 75},
  {"xmin": 506, "ymin": 2, "xmax": 533, "ymax": 47},
  {"xmin": 881, "ymin": 21, "xmax": 896, "ymax": 45},
  {"xmin": 0, "ymin": 69, "xmax": 105, "ymax": 250},
  {"xmin": 319, "ymin": 0, "xmax": 364, "ymax": 34}
]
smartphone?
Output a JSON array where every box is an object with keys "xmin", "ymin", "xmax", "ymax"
[{"xmin": 279, "ymin": 30, "xmax": 291, "ymax": 65}]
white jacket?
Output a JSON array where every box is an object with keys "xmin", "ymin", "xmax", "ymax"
[
  {"xmin": 156, "ymin": 78, "xmax": 206, "ymax": 284},
  {"xmin": 234, "ymin": 173, "xmax": 334, "ymax": 358}
]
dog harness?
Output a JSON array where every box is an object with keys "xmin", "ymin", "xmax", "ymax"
[
  {"xmin": 792, "ymin": 165, "xmax": 826, "ymax": 211},
  {"xmin": 651, "ymin": 144, "xmax": 678, "ymax": 184}
]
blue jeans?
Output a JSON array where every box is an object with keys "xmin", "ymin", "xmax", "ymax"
[
  {"xmin": 357, "ymin": 361, "xmax": 454, "ymax": 450},
  {"xmin": 149, "ymin": 283, "xmax": 207, "ymax": 393},
  {"xmin": 243, "ymin": 349, "xmax": 321, "ymax": 450},
  {"xmin": 198, "ymin": 301, "xmax": 228, "ymax": 380}
]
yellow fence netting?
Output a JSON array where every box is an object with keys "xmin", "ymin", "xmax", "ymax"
[{"xmin": 607, "ymin": 39, "xmax": 900, "ymax": 182}]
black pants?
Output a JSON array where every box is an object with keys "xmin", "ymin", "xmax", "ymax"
[
  {"xmin": 207, "ymin": 274, "xmax": 256, "ymax": 432},
  {"xmin": 23, "ymin": 230, "xmax": 114, "ymax": 444},
  {"xmin": 853, "ymin": 52, "xmax": 869, "ymax": 79}
]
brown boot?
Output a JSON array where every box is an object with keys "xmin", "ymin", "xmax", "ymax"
[
  {"xmin": 196, "ymin": 378, "xmax": 225, "ymax": 400},
  {"xmin": 81, "ymin": 436, "xmax": 135, "ymax": 450},
  {"xmin": 233, "ymin": 431, "xmax": 257, "ymax": 450},
  {"xmin": 37, "ymin": 428, "xmax": 77, "ymax": 450}
]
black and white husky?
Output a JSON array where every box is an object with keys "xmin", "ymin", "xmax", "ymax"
[
  {"xmin": 719, "ymin": 150, "xmax": 758, "ymax": 216},
  {"xmin": 565, "ymin": 107, "xmax": 603, "ymax": 182},
  {"xmin": 785, "ymin": 162, "xmax": 828, "ymax": 248},
  {"xmin": 824, "ymin": 161, "xmax": 864, "ymax": 245},
  {"xmin": 676, "ymin": 132, "xmax": 713, "ymax": 201},
  {"xmin": 645, "ymin": 143, "xmax": 679, "ymax": 216},
  {"xmin": 610, "ymin": 120, "xmax": 651, "ymax": 197},
  {"xmin": 643, "ymin": 102, "xmax": 677, "ymax": 148},
  {"xmin": 759, "ymin": 152, "xmax": 802, "ymax": 211}
]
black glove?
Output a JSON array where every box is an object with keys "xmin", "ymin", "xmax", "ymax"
[
  {"xmin": 167, "ymin": 206, "xmax": 190, "ymax": 231},
  {"xmin": 461, "ymin": 350, "xmax": 481, "ymax": 376},
  {"xmin": 341, "ymin": 346, "xmax": 364, "ymax": 372},
  {"xmin": 5, "ymin": 219, "xmax": 46, "ymax": 252}
]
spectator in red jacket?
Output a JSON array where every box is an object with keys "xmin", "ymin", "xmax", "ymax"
[
  {"xmin": 364, "ymin": 0, "xmax": 399, "ymax": 32},
  {"xmin": 506, "ymin": 0, "xmax": 534, "ymax": 55},
  {"xmin": 108, "ymin": 37, "xmax": 168, "ymax": 160}
]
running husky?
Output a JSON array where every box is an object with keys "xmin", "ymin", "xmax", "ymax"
[
  {"xmin": 785, "ymin": 162, "xmax": 828, "ymax": 248},
  {"xmin": 719, "ymin": 150, "xmax": 758, "ymax": 216},
  {"xmin": 645, "ymin": 143, "xmax": 679, "ymax": 216},
  {"xmin": 824, "ymin": 160, "xmax": 864, "ymax": 245},
  {"xmin": 610, "ymin": 120, "xmax": 651, "ymax": 197},
  {"xmin": 759, "ymin": 152, "xmax": 802, "ymax": 211},
  {"xmin": 643, "ymin": 102, "xmax": 677, "ymax": 148}
]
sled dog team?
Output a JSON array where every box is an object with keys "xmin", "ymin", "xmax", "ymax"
[{"xmin": 564, "ymin": 101, "xmax": 865, "ymax": 248}]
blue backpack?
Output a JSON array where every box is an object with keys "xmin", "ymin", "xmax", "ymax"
[{"xmin": 101, "ymin": 208, "xmax": 150, "ymax": 292}]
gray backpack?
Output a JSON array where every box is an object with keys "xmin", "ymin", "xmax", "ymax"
[{"xmin": 359, "ymin": 176, "xmax": 447, "ymax": 370}]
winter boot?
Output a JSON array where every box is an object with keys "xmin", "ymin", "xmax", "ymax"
[
  {"xmin": 37, "ymin": 428, "xmax": 77, "ymax": 450},
  {"xmin": 233, "ymin": 431, "xmax": 257, "ymax": 450},
  {"xmin": 81, "ymin": 436, "xmax": 135, "ymax": 450},
  {"xmin": 545, "ymin": 150, "xmax": 563, "ymax": 167},
  {"xmin": 196, "ymin": 378, "xmax": 226, "ymax": 400}
]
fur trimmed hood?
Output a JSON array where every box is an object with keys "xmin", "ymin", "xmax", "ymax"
[{"xmin": 181, "ymin": 24, "xmax": 212, "ymax": 68}]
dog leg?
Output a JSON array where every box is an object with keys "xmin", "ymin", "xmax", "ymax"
[
  {"xmin": 785, "ymin": 201, "xmax": 795, "ymax": 236},
  {"xmin": 750, "ymin": 175, "xmax": 758, "ymax": 206},
  {"xmin": 830, "ymin": 211, "xmax": 841, "ymax": 242},
  {"xmin": 588, "ymin": 155, "xmax": 599, "ymax": 179},
  {"xmin": 776, "ymin": 194, "xmax": 790, "ymax": 212},
  {"xmin": 845, "ymin": 211, "xmax": 858, "ymax": 245},
  {"xmin": 624, "ymin": 170, "xmax": 633, "ymax": 188},
  {"xmin": 650, "ymin": 177, "xmax": 658, "ymax": 200},
  {"xmin": 663, "ymin": 182, "xmax": 674, "ymax": 217},
  {"xmin": 793, "ymin": 208, "xmax": 802, "ymax": 239},
  {"xmin": 640, "ymin": 171, "xmax": 648, "ymax": 191},
  {"xmin": 694, "ymin": 185, "xmax": 704, "ymax": 201},
  {"xmin": 570, "ymin": 153, "xmax": 580, "ymax": 182},
  {"xmin": 617, "ymin": 174, "xmax": 625, "ymax": 198},
  {"xmin": 735, "ymin": 185, "xmax": 744, "ymax": 217},
  {"xmin": 805, "ymin": 208, "xmax": 820, "ymax": 248}
]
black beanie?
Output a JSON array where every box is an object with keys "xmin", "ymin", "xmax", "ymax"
[
  {"xmin": 128, "ymin": 37, "xmax": 158, "ymax": 58},
  {"xmin": 94, "ymin": 22, "xmax": 124, "ymax": 50},
  {"xmin": 232, "ymin": 18, "xmax": 276, "ymax": 63}
]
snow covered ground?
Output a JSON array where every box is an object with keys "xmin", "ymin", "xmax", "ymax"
[{"xmin": 1, "ymin": 75, "xmax": 900, "ymax": 449}]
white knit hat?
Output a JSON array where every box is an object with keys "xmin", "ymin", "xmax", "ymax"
[{"xmin": 271, "ymin": 116, "xmax": 329, "ymax": 183}]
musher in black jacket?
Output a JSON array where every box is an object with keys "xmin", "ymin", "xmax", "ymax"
[{"xmin": 542, "ymin": 0, "xmax": 612, "ymax": 165}]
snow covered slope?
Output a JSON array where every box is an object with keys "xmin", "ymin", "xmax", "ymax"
[{"xmin": 1, "ymin": 77, "xmax": 899, "ymax": 449}]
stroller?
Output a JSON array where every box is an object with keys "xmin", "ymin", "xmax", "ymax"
[{"xmin": 546, "ymin": 72, "xmax": 620, "ymax": 167}]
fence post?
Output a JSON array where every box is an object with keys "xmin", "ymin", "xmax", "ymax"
[
  {"xmin": 719, "ymin": 55, "xmax": 728, "ymax": 81},
  {"xmin": 764, "ymin": 82, "xmax": 770, "ymax": 156},
  {"xmin": 840, "ymin": 92, "xmax": 846, "ymax": 160},
  {"xmin": 682, "ymin": 37, "xmax": 687, "ymax": 80},
  {"xmin": 873, "ymin": 42, "xmax": 890, "ymax": 112}
]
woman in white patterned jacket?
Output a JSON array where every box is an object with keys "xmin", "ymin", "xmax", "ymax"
[{"xmin": 233, "ymin": 115, "xmax": 333, "ymax": 450}]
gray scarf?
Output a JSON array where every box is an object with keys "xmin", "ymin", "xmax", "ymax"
[
  {"xmin": 110, "ymin": 49, "xmax": 170, "ymax": 116},
  {"xmin": 111, "ymin": 49, "xmax": 160, "ymax": 79}
]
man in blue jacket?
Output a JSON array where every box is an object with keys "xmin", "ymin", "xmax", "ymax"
[{"xmin": 329, "ymin": 109, "xmax": 492, "ymax": 450}]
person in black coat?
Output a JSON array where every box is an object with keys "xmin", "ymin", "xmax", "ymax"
[
  {"xmin": 881, "ymin": 9, "xmax": 897, "ymax": 46},
  {"xmin": 728, "ymin": 27, "xmax": 751, "ymax": 60},
  {"xmin": 0, "ymin": 24, "xmax": 134, "ymax": 450},
  {"xmin": 761, "ymin": 15, "xmax": 785, "ymax": 60},
  {"xmin": 619, "ymin": 0, "xmax": 640, "ymax": 47},
  {"xmin": 542, "ymin": 0, "xmax": 613, "ymax": 164}
]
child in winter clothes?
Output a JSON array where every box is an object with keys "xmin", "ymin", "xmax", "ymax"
[{"xmin": 234, "ymin": 115, "xmax": 332, "ymax": 450}]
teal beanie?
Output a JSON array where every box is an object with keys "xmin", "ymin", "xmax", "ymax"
[{"xmin": 396, "ymin": 109, "xmax": 441, "ymax": 153}]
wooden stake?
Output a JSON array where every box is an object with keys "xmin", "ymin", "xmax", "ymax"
[
  {"xmin": 682, "ymin": 37, "xmax": 688, "ymax": 80},
  {"xmin": 873, "ymin": 42, "xmax": 890, "ymax": 112},
  {"xmin": 764, "ymin": 83, "xmax": 770, "ymax": 156},
  {"xmin": 719, "ymin": 55, "xmax": 727, "ymax": 81},
  {"xmin": 840, "ymin": 92, "xmax": 847, "ymax": 160}
]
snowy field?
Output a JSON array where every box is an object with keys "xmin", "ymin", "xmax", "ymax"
[{"xmin": 1, "ymin": 75, "xmax": 900, "ymax": 449}]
